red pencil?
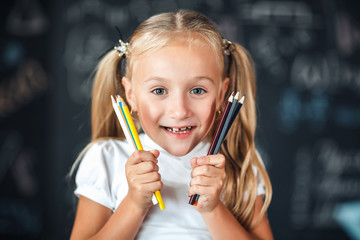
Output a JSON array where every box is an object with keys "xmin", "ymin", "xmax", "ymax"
[{"xmin": 207, "ymin": 92, "xmax": 234, "ymax": 155}]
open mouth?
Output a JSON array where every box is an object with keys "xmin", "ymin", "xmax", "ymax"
[{"xmin": 163, "ymin": 126, "xmax": 193, "ymax": 134}]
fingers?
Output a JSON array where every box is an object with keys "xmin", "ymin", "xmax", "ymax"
[
  {"xmin": 188, "ymin": 183, "xmax": 219, "ymax": 197},
  {"xmin": 191, "ymin": 154, "xmax": 225, "ymax": 168},
  {"xmin": 134, "ymin": 161, "xmax": 159, "ymax": 175},
  {"xmin": 188, "ymin": 170, "xmax": 225, "ymax": 194},
  {"xmin": 190, "ymin": 154, "xmax": 226, "ymax": 179},
  {"xmin": 127, "ymin": 150, "xmax": 159, "ymax": 165},
  {"xmin": 130, "ymin": 174, "xmax": 163, "ymax": 193},
  {"xmin": 125, "ymin": 149, "xmax": 162, "ymax": 209},
  {"xmin": 188, "ymin": 154, "xmax": 226, "ymax": 211},
  {"xmin": 131, "ymin": 170, "xmax": 161, "ymax": 184},
  {"xmin": 190, "ymin": 173, "xmax": 224, "ymax": 187},
  {"xmin": 191, "ymin": 164, "xmax": 224, "ymax": 177},
  {"xmin": 126, "ymin": 149, "xmax": 161, "ymax": 175}
]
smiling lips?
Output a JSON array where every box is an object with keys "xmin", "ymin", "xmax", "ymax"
[{"xmin": 164, "ymin": 126, "xmax": 193, "ymax": 134}]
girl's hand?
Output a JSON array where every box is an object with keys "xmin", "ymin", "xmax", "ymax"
[
  {"xmin": 125, "ymin": 149, "xmax": 163, "ymax": 211},
  {"xmin": 188, "ymin": 154, "xmax": 226, "ymax": 213}
]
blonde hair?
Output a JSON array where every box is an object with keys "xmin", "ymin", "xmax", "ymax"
[{"xmin": 77, "ymin": 9, "xmax": 272, "ymax": 230}]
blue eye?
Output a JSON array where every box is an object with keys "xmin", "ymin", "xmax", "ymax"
[
  {"xmin": 190, "ymin": 88, "xmax": 205, "ymax": 95},
  {"xmin": 152, "ymin": 88, "xmax": 167, "ymax": 95}
]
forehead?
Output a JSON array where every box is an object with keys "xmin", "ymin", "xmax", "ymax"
[
  {"xmin": 130, "ymin": 32, "xmax": 223, "ymax": 67},
  {"xmin": 131, "ymin": 39, "xmax": 223, "ymax": 85},
  {"xmin": 138, "ymin": 39, "xmax": 218, "ymax": 67}
]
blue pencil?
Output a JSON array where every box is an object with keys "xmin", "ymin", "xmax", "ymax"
[{"xmin": 225, "ymin": 94, "xmax": 245, "ymax": 136}]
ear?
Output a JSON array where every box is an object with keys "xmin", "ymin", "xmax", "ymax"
[
  {"xmin": 217, "ymin": 77, "xmax": 230, "ymax": 110},
  {"xmin": 122, "ymin": 77, "xmax": 137, "ymax": 111}
]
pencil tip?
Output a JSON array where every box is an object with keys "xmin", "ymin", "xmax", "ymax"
[
  {"xmin": 234, "ymin": 91, "xmax": 240, "ymax": 99},
  {"xmin": 239, "ymin": 95, "xmax": 245, "ymax": 104}
]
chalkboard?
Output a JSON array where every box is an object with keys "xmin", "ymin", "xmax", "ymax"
[
  {"xmin": 243, "ymin": 1, "xmax": 360, "ymax": 239},
  {"xmin": 1, "ymin": 0, "xmax": 359, "ymax": 239},
  {"xmin": 0, "ymin": 0, "xmax": 50, "ymax": 239}
]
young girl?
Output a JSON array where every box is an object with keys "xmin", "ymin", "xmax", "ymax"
[{"xmin": 70, "ymin": 10, "xmax": 273, "ymax": 240}]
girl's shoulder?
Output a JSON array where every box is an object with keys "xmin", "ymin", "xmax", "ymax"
[
  {"xmin": 74, "ymin": 138, "xmax": 130, "ymax": 210},
  {"xmin": 86, "ymin": 138, "xmax": 129, "ymax": 154},
  {"xmin": 80, "ymin": 138, "xmax": 131, "ymax": 167}
]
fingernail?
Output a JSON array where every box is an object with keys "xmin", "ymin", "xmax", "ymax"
[{"xmin": 198, "ymin": 158, "xmax": 204, "ymax": 164}]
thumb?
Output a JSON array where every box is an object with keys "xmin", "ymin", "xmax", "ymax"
[
  {"xmin": 190, "ymin": 157, "xmax": 198, "ymax": 169},
  {"xmin": 149, "ymin": 149, "xmax": 160, "ymax": 158}
]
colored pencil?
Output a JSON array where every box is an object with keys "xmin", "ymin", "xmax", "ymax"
[
  {"xmin": 111, "ymin": 95, "xmax": 165, "ymax": 210},
  {"xmin": 192, "ymin": 91, "xmax": 239, "ymax": 204},
  {"xmin": 188, "ymin": 92, "xmax": 234, "ymax": 205},
  {"xmin": 189, "ymin": 91, "xmax": 245, "ymax": 205},
  {"xmin": 212, "ymin": 91, "xmax": 239, "ymax": 154},
  {"xmin": 111, "ymin": 95, "xmax": 135, "ymax": 149},
  {"xmin": 112, "ymin": 96, "xmax": 156, "ymax": 205},
  {"xmin": 207, "ymin": 92, "xmax": 234, "ymax": 155},
  {"xmin": 225, "ymin": 94, "xmax": 245, "ymax": 136}
]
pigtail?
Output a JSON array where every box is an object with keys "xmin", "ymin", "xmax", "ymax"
[
  {"xmin": 69, "ymin": 50, "xmax": 127, "ymax": 177},
  {"xmin": 91, "ymin": 50, "xmax": 126, "ymax": 141},
  {"xmin": 220, "ymin": 43, "xmax": 272, "ymax": 229}
]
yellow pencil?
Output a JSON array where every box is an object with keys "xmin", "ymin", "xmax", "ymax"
[
  {"xmin": 111, "ymin": 96, "xmax": 135, "ymax": 149},
  {"xmin": 117, "ymin": 96, "xmax": 165, "ymax": 210},
  {"xmin": 114, "ymin": 95, "xmax": 158, "ymax": 206},
  {"xmin": 121, "ymin": 98, "xmax": 143, "ymax": 150}
]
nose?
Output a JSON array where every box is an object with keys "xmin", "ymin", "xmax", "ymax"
[{"xmin": 168, "ymin": 93, "xmax": 191, "ymax": 120}]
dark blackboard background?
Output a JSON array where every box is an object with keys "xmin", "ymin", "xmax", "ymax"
[{"xmin": 1, "ymin": 0, "xmax": 359, "ymax": 239}]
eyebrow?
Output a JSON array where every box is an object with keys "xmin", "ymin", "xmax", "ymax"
[
  {"xmin": 144, "ymin": 76, "xmax": 216, "ymax": 84},
  {"xmin": 194, "ymin": 76, "xmax": 216, "ymax": 84}
]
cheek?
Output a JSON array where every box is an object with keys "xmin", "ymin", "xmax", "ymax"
[
  {"xmin": 137, "ymin": 99, "xmax": 162, "ymax": 124},
  {"xmin": 199, "ymin": 100, "xmax": 217, "ymax": 127}
]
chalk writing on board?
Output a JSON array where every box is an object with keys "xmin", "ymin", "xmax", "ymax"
[
  {"xmin": 6, "ymin": 0, "xmax": 48, "ymax": 36},
  {"xmin": 290, "ymin": 146, "xmax": 312, "ymax": 229},
  {"xmin": 239, "ymin": 1, "xmax": 321, "ymax": 87},
  {"xmin": 63, "ymin": 0, "xmax": 130, "ymax": 104},
  {"xmin": 291, "ymin": 51, "xmax": 360, "ymax": 94},
  {"xmin": 0, "ymin": 59, "xmax": 48, "ymax": 118},
  {"xmin": 290, "ymin": 139, "xmax": 360, "ymax": 229},
  {"xmin": 277, "ymin": 88, "xmax": 329, "ymax": 133},
  {"xmin": 237, "ymin": 1, "xmax": 317, "ymax": 28},
  {"xmin": 277, "ymin": 87, "xmax": 360, "ymax": 133}
]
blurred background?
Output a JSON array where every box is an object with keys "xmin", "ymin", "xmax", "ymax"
[{"xmin": 1, "ymin": 0, "xmax": 359, "ymax": 239}]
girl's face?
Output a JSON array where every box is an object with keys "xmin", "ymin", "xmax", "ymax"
[{"xmin": 123, "ymin": 38, "xmax": 228, "ymax": 156}]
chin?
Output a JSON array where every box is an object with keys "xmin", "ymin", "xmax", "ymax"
[{"xmin": 164, "ymin": 146, "xmax": 192, "ymax": 157}]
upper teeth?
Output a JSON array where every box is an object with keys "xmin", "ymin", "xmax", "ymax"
[{"xmin": 166, "ymin": 127, "xmax": 192, "ymax": 133}]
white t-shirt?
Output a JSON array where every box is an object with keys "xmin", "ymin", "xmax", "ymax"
[{"xmin": 74, "ymin": 133, "xmax": 266, "ymax": 239}]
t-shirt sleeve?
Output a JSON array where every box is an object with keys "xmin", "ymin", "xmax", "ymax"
[
  {"xmin": 254, "ymin": 150, "xmax": 266, "ymax": 196},
  {"xmin": 74, "ymin": 142, "xmax": 116, "ymax": 210}
]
